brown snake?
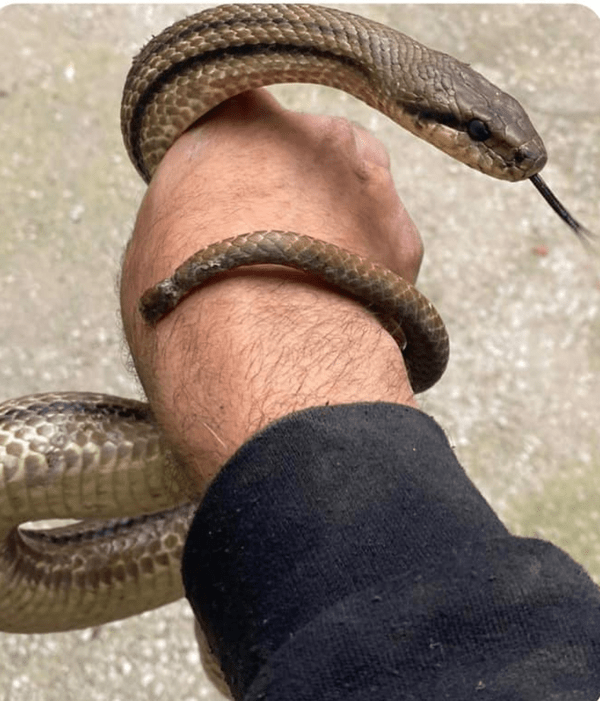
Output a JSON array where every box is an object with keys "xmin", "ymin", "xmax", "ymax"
[{"xmin": 0, "ymin": 2, "xmax": 592, "ymax": 646}]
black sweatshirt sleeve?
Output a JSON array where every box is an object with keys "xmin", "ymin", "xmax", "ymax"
[{"xmin": 181, "ymin": 403, "xmax": 600, "ymax": 701}]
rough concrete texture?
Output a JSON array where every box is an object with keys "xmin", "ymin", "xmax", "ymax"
[{"xmin": 0, "ymin": 4, "xmax": 598, "ymax": 700}]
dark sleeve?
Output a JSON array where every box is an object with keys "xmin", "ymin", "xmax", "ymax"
[{"xmin": 181, "ymin": 403, "xmax": 600, "ymax": 701}]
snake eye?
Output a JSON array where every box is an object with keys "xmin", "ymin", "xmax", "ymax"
[{"xmin": 467, "ymin": 119, "xmax": 491, "ymax": 142}]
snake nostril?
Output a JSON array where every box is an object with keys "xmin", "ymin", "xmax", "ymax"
[
  {"xmin": 513, "ymin": 149, "xmax": 528, "ymax": 164},
  {"xmin": 513, "ymin": 145, "xmax": 545, "ymax": 165},
  {"xmin": 513, "ymin": 148, "xmax": 547, "ymax": 175},
  {"xmin": 513, "ymin": 147, "xmax": 542, "ymax": 168}
]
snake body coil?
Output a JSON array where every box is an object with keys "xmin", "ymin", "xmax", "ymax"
[
  {"xmin": 121, "ymin": 3, "xmax": 547, "ymax": 184},
  {"xmin": 0, "ymin": 392, "xmax": 195, "ymax": 632},
  {"xmin": 1, "ymin": 4, "xmax": 583, "ymax": 637}
]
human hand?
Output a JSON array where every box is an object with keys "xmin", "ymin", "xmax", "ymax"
[{"xmin": 120, "ymin": 89, "xmax": 424, "ymax": 492}]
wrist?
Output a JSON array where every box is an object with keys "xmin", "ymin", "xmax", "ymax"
[
  {"xmin": 128, "ymin": 265, "xmax": 415, "ymax": 492},
  {"xmin": 120, "ymin": 91, "xmax": 421, "ymax": 491}
]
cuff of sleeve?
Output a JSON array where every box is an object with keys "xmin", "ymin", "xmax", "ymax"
[{"xmin": 182, "ymin": 402, "xmax": 600, "ymax": 700}]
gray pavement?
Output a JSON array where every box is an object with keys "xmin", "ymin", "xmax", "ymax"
[{"xmin": 0, "ymin": 4, "xmax": 598, "ymax": 700}]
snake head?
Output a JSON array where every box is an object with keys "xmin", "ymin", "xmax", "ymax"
[{"xmin": 398, "ymin": 55, "xmax": 547, "ymax": 182}]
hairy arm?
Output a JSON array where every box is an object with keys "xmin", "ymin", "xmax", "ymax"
[{"xmin": 120, "ymin": 89, "xmax": 423, "ymax": 492}]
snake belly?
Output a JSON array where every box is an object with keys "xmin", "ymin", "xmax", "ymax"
[{"xmin": 1, "ymin": 4, "xmax": 549, "ymax": 634}]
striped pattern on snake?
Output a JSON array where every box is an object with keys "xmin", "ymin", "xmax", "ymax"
[{"xmin": 1, "ymin": 3, "xmax": 592, "ymax": 651}]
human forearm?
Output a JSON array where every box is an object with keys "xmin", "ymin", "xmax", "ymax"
[{"xmin": 120, "ymin": 90, "xmax": 422, "ymax": 492}]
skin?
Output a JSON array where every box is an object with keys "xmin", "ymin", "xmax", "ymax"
[{"xmin": 120, "ymin": 89, "xmax": 424, "ymax": 494}]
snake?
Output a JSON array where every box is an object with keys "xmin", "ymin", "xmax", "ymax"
[{"xmin": 1, "ymin": 2, "xmax": 591, "ymax": 644}]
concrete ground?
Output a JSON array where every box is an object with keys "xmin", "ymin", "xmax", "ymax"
[{"xmin": 0, "ymin": 4, "xmax": 598, "ymax": 700}]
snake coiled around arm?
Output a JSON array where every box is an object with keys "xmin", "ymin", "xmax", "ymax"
[{"xmin": 1, "ymin": 2, "xmax": 591, "ymax": 650}]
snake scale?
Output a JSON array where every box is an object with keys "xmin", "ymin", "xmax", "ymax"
[{"xmin": 1, "ymin": 4, "xmax": 591, "ymax": 640}]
